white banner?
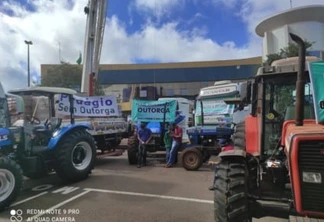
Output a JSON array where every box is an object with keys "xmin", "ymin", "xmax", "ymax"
[
  {"xmin": 200, "ymin": 85, "xmax": 237, "ymax": 96},
  {"xmin": 56, "ymin": 94, "xmax": 119, "ymax": 117}
]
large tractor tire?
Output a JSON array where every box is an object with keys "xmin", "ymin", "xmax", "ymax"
[
  {"xmin": 127, "ymin": 135, "xmax": 138, "ymax": 165},
  {"xmin": 0, "ymin": 158, "xmax": 23, "ymax": 211},
  {"xmin": 233, "ymin": 120, "xmax": 257, "ymax": 188},
  {"xmin": 233, "ymin": 121, "xmax": 245, "ymax": 150},
  {"xmin": 55, "ymin": 129, "xmax": 96, "ymax": 183},
  {"xmin": 181, "ymin": 147, "xmax": 203, "ymax": 171},
  {"xmin": 214, "ymin": 120, "xmax": 252, "ymax": 221},
  {"xmin": 24, "ymin": 171, "xmax": 48, "ymax": 180},
  {"xmin": 23, "ymin": 157, "xmax": 50, "ymax": 179},
  {"xmin": 214, "ymin": 160, "xmax": 251, "ymax": 222}
]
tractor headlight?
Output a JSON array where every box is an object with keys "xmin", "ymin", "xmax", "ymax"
[
  {"xmin": 53, "ymin": 130, "xmax": 60, "ymax": 138},
  {"xmin": 13, "ymin": 133, "xmax": 21, "ymax": 143},
  {"xmin": 302, "ymin": 172, "xmax": 322, "ymax": 184}
]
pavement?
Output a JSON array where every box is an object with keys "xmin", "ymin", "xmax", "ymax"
[{"xmin": 0, "ymin": 152, "xmax": 292, "ymax": 222}]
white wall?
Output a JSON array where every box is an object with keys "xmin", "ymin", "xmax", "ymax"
[{"xmin": 261, "ymin": 21, "xmax": 324, "ymax": 61}]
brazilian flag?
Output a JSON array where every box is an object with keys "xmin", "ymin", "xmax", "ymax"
[{"xmin": 76, "ymin": 52, "xmax": 82, "ymax": 65}]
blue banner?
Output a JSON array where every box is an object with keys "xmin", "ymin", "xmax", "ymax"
[
  {"xmin": 0, "ymin": 128, "xmax": 11, "ymax": 146},
  {"xmin": 308, "ymin": 61, "xmax": 324, "ymax": 124},
  {"xmin": 131, "ymin": 99, "xmax": 177, "ymax": 122}
]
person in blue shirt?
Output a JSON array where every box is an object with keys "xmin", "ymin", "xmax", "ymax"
[{"xmin": 137, "ymin": 122, "xmax": 152, "ymax": 168}]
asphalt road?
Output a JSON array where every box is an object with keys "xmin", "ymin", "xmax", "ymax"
[{"xmin": 0, "ymin": 152, "xmax": 291, "ymax": 222}]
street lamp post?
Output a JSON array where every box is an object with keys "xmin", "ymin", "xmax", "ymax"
[{"xmin": 24, "ymin": 40, "xmax": 33, "ymax": 87}]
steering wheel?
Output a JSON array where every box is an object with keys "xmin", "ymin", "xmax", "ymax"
[
  {"xmin": 44, "ymin": 118, "xmax": 52, "ymax": 129},
  {"xmin": 26, "ymin": 115, "xmax": 41, "ymax": 125}
]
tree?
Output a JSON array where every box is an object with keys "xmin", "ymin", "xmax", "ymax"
[
  {"xmin": 265, "ymin": 40, "xmax": 315, "ymax": 65},
  {"xmin": 41, "ymin": 61, "xmax": 82, "ymax": 90},
  {"xmin": 93, "ymin": 77, "xmax": 105, "ymax": 96},
  {"xmin": 41, "ymin": 62, "xmax": 106, "ymax": 95}
]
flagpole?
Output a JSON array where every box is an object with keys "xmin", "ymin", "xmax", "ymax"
[
  {"xmin": 56, "ymin": 40, "xmax": 62, "ymax": 63},
  {"xmin": 58, "ymin": 41, "xmax": 61, "ymax": 62}
]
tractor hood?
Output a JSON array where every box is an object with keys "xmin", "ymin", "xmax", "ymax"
[
  {"xmin": 187, "ymin": 125, "xmax": 234, "ymax": 137},
  {"xmin": 8, "ymin": 86, "xmax": 77, "ymax": 96},
  {"xmin": 0, "ymin": 128, "xmax": 11, "ymax": 147}
]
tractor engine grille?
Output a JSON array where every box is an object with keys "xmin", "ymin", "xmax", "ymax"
[{"xmin": 298, "ymin": 140, "xmax": 324, "ymax": 212}]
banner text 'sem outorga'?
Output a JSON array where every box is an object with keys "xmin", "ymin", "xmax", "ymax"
[{"xmin": 56, "ymin": 94, "xmax": 119, "ymax": 117}]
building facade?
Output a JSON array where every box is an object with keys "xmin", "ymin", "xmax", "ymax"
[
  {"xmin": 98, "ymin": 57, "xmax": 261, "ymax": 103},
  {"xmin": 255, "ymin": 5, "xmax": 324, "ymax": 60},
  {"xmin": 41, "ymin": 57, "xmax": 262, "ymax": 113}
]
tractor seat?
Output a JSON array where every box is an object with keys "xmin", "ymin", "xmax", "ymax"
[
  {"xmin": 32, "ymin": 125, "xmax": 46, "ymax": 132},
  {"xmin": 33, "ymin": 126, "xmax": 52, "ymax": 137},
  {"xmin": 284, "ymin": 105, "xmax": 315, "ymax": 121}
]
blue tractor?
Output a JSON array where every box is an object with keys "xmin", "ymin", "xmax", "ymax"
[
  {"xmin": 0, "ymin": 86, "xmax": 97, "ymax": 211},
  {"xmin": 126, "ymin": 99, "xmax": 188, "ymax": 164},
  {"xmin": 181, "ymin": 81, "xmax": 250, "ymax": 171}
]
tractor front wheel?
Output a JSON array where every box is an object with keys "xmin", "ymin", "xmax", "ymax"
[
  {"xmin": 181, "ymin": 147, "xmax": 203, "ymax": 171},
  {"xmin": 127, "ymin": 135, "xmax": 138, "ymax": 165},
  {"xmin": 214, "ymin": 159, "xmax": 251, "ymax": 222},
  {"xmin": 55, "ymin": 129, "xmax": 96, "ymax": 183},
  {"xmin": 0, "ymin": 158, "xmax": 23, "ymax": 211}
]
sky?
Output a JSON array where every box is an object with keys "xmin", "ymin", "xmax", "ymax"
[{"xmin": 0, "ymin": 0, "xmax": 323, "ymax": 91}]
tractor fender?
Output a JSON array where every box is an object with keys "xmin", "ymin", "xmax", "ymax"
[
  {"xmin": 183, "ymin": 144, "xmax": 199, "ymax": 150},
  {"xmin": 47, "ymin": 123, "xmax": 91, "ymax": 150},
  {"xmin": 218, "ymin": 149, "xmax": 246, "ymax": 158},
  {"xmin": 0, "ymin": 128, "xmax": 12, "ymax": 147}
]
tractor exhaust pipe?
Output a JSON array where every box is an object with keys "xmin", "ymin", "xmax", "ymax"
[{"xmin": 289, "ymin": 33, "xmax": 306, "ymax": 127}]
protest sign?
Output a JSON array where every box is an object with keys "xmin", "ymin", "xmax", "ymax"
[
  {"xmin": 195, "ymin": 99, "xmax": 234, "ymax": 116},
  {"xmin": 131, "ymin": 99, "xmax": 177, "ymax": 122},
  {"xmin": 56, "ymin": 94, "xmax": 119, "ymax": 117},
  {"xmin": 308, "ymin": 61, "xmax": 324, "ymax": 124}
]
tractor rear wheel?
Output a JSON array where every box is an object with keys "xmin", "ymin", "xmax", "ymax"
[
  {"xmin": 214, "ymin": 120, "xmax": 252, "ymax": 221},
  {"xmin": 214, "ymin": 160, "xmax": 251, "ymax": 222},
  {"xmin": 127, "ymin": 135, "xmax": 138, "ymax": 165},
  {"xmin": 181, "ymin": 147, "xmax": 203, "ymax": 171},
  {"xmin": 233, "ymin": 120, "xmax": 257, "ymax": 188},
  {"xmin": 233, "ymin": 121, "xmax": 246, "ymax": 150},
  {"xmin": 55, "ymin": 129, "xmax": 96, "ymax": 183},
  {"xmin": 0, "ymin": 158, "xmax": 23, "ymax": 211},
  {"xmin": 24, "ymin": 170, "xmax": 48, "ymax": 180}
]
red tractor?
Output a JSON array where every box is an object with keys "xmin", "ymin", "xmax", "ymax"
[{"xmin": 213, "ymin": 33, "xmax": 324, "ymax": 221}]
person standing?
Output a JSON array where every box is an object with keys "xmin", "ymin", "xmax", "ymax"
[
  {"xmin": 163, "ymin": 125, "xmax": 173, "ymax": 165},
  {"xmin": 137, "ymin": 122, "xmax": 152, "ymax": 168},
  {"xmin": 165, "ymin": 122, "xmax": 182, "ymax": 168}
]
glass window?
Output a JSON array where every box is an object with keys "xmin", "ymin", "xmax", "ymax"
[
  {"xmin": 201, "ymin": 81, "xmax": 209, "ymax": 87},
  {"xmin": 166, "ymin": 89, "xmax": 174, "ymax": 96},
  {"xmin": 180, "ymin": 88, "xmax": 187, "ymax": 95},
  {"xmin": 262, "ymin": 74, "xmax": 314, "ymax": 155},
  {"xmin": 0, "ymin": 98, "xmax": 9, "ymax": 127}
]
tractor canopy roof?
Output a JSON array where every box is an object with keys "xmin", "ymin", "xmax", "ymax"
[
  {"xmin": 256, "ymin": 56, "xmax": 321, "ymax": 77},
  {"xmin": 0, "ymin": 82, "xmax": 5, "ymax": 99},
  {"xmin": 8, "ymin": 86, "xmax": 77, "ymax": 97}
]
